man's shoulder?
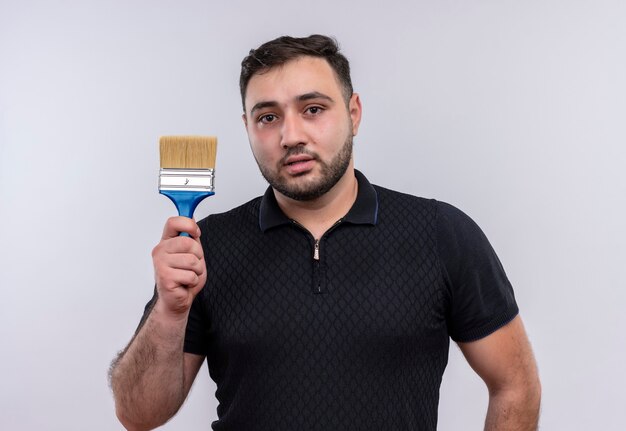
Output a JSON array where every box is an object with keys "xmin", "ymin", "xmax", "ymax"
[
  {"xmin": 370, "ymin": 182, "xmax": 475, "ymax": 230},
  {"xmin": 371, "ymin": 182, "xmax": 436, "ymax": 212},
  {"xmin": 198, "ymin": 195, "xmax": 263, "ymax": 229},
  {"xmin": 373, "ymin": 183, "xmax": 469, "ymax": 216}
]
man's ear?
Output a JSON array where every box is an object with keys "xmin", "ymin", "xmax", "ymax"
[
  {"xmin": 242, "ymin": 112, "xmax": 248, "ymax": 128},
  {"xmin": 349, "ymin": 93, "xmax": 362, "ymax": 136}
]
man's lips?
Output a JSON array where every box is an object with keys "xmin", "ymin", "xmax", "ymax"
[
  {"xmin": 284, "ymin": 154, "xmax": 315, "ymax": 166},
  {"xmin": 283, "ymin": 154, "xmax": 316, "ymax": 175}
]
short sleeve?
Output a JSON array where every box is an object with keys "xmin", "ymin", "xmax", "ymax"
[{"xmin": 437, "ymin": 201, "xmax": 519, "ymax": 342}]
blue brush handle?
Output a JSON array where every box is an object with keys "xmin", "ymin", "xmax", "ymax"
[{"xmin": 160, "ymin": 190, "xmax": 215, "ymax": 237}]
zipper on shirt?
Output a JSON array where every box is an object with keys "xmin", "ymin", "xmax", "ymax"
[
  {"xmin": 291, "ymin": 218, "xmax": 344, "ymax": 294},
  {"xmin": 311, "ymin": 218, "xmax": 342, "ymax": 261}
]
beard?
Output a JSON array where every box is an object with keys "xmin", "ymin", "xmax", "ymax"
[{"xmin": 256, "ymin": 133, "xmax": 353, "ymax": 201}]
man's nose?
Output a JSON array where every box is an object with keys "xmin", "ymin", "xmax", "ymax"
[{"xmin": 280, "ymin": 113, "xmax": 306, "ymax": 148}]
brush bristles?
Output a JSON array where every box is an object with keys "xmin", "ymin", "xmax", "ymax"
[{"xmin": 159, "ymin": 136, "xmax": 217, "ymax": 169}]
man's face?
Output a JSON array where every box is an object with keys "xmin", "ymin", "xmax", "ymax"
[{"xmin": 243, "ymin": 56, "xmax": 361, "ymax": 201}]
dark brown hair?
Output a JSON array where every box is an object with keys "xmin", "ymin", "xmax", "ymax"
[{"xmin": 239, "ymin": 34, "xmax": 353, "ymax": 111}]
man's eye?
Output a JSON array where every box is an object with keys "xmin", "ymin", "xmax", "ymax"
[
  {"xmin": 259, "ymin": 114, "xmax": 276, "ymax": 123},
  {"xmin": 306, "ymin": 106, "xmax": 322, "ymax": 115}
]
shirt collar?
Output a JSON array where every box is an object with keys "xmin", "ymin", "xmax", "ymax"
[{"xmin": 259, "ymin": 169, "xmax": 379, "ymax": 232}]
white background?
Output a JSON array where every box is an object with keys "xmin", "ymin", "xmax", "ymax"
[{"xmin": 1, "ymin": 1, "xmax": 625, "ymax": 430}]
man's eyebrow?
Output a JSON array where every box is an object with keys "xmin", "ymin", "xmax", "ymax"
[
  {"xmin": 298, "ymin": 91, "xmax": 334, "ymax": 103},
  {"xmin": 250, "ymin": 101, "xmax": 278, "ymax": 116}
]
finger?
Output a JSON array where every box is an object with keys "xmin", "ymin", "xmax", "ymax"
[
  {"xmin": 162, "ymin": 217, "xmax": 201, "ymax": 240},
  {"xmin": 160, "ymin": 236, "xmax": 205, "ymax": 260},
  {"xmin": 157, "ymin": 266, "xmax": 201, "ymax": 290},
  {"xmin": 165, "ymin": 253, "xmax": 206, "ymax": 276}
]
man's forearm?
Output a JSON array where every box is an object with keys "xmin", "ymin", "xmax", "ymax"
[
  {"xmin": 110, "ymin": 304, "xmax": 188, "ymax": 431},
  {"xmin": 484, "ymin": 384, "xmax": 541, "ymax": 431}
]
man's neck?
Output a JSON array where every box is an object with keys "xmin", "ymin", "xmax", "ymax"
[{"xmin": 274, "ymin": 167, "xmax": 358, "ymax": 240}]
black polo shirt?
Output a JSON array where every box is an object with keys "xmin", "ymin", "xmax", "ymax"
[{"xmin": 151, "ymin": 170, "xmax": 517, "ymax": 430}]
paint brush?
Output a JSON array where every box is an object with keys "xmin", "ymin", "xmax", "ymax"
[{"xmin": 159, "ymin": 136, "xmax": 217, "ymax": 236}]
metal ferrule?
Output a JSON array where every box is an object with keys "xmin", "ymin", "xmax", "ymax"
[{"xmin": 159, "ymin": 168, "xmax": 215, "ymax": 192}]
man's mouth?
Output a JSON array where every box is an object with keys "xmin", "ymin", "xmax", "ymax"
[
  {"xmin": 283, "ymin": 154, "xmax": 316, "ymax": 174},
  {"xmin": 284, "ymin": 154, "xmax": 315, "ymax": 166}
]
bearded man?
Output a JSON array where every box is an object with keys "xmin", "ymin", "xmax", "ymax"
[{"xmin": 110, "ymin": 34, "xmax": 541, "ymax": 431}]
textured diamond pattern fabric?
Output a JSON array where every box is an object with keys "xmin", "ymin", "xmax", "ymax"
[{"xmin": 171, "ymin": 172, "xmax": 518, "ymax": 430}]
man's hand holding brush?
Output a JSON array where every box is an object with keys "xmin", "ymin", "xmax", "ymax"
[{"xmin": 152, "ymin": 216, "xmax": 207, "ymax": 321}]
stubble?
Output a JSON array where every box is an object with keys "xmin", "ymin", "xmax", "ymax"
[{"xmin": 256, "ymin": 133, "xmax": 353, "ymax": 201}]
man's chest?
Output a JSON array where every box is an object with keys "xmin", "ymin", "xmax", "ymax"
[{"xmin": 204, "ymin": 224, "xmax": 449, "ymax": 361}]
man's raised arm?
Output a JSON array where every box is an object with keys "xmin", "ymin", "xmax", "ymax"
[{"xmin": 109, "ymin": 217, "xmax": 207, "ymax": 431}]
